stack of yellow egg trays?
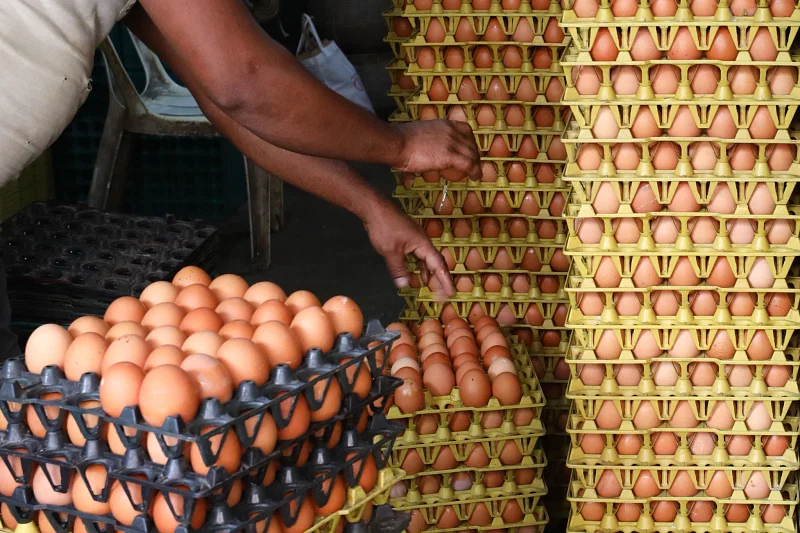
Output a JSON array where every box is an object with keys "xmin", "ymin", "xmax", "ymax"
[
  {"xmin": 386, "ymin": 339, "xmax": 551, "ymax": 533},
  {"xmin": 383, "ymin": 0, "xmax": 575, "ymax": 528},
  {"xmin": 559, "ymin": 1, "xmax": 800, "ymax": 531}
]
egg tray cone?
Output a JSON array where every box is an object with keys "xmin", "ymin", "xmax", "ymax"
[
  {"xmin": 408, "ymin": 99, "xmax": 566, "ymax": 135},
  {"xmin": 560, "ymin": 0, "xmax": 800, "ymax": 23},
  {"xmin": 403, "ymin": 69, "xmax": 566, "ymax": 97},
  {"xmin": 0, "ymin": 419, "xmax": 403, "ymax": 533},
  {"xmin": 1, "ymin": 321, "xmax": 398, "ymax": 467}
]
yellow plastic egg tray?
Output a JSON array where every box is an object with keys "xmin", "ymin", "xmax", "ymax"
[
  {"xmin": 399, "ymin": 8, "xmax": 561, "ymax": 30},
  {"xmin": 401, "ymin": 504, "xmax": 550, "ymax": 533},
  {"xmin": 399, "ymin": 0, "xmax": 553, "ymax": 13},
  {"xmin": 569, "ymin": 395, "xmax": 797, "ymax": 429},
  {"xmin": 565, "ymin": 286, "xmax": 800, "ymax": 329},
  {"xmin": 566, "ymin": 486, "xmax": 799, "ymax": 533},
  {"xmin": 393, "ymin": 474, "xmax": 547, "ymax": 512},
  {"xmin": 408, "ymin": 98, "xmax": 566, "ymax": 132},
  {"xmin": 385, "ymin": 29, "xmax": 413, "ymax": 59},
  {"xmin": 565, "ymin": 211, "xmax": 800, "ymax": 256},
  {"xmin": 403, "ymin": 71, "xmax": 566, "ymax": 99},
  {"xmin": 401, "ymin": 242, "xmax": 568, "ymax": 273},
  {"xmin": 390, "ymin": 107, "xmax": 414, "ymax": 123},
  {"xmin": 468, "ymin": 129, "xmax": 567, "ymax": 155},
  {"xmin": 565, "ymin": 347, "xmax": 800, "ymax": 399},
  {"xmin": 309, "ymin": 467, "xmax": 406, "ymax": 533},
  {"xmin": 569, "ymin": 102, "xmax": 797, "ymax": 135},
  {"xmin": 569, "ymin": 467, "xmax": 796, "ymax": 500},
  {"xmin": 409, "ymin": 281, "xmax": 567, "ymax": 304},
  {"xmin": 566, "ymin": 325, "xmax": 798, "ymax": 361},
  {"xmin": 566, "ymin": 179, "xmax": 799, "ymax": 210},
  {"xmin": 560, "ymin": 0, "xmax": 800, "ymax": 23},
  {"xmin": 391, "ymin": 433, "xmax": 546, "ymax": 472},
  {"xmin": 566, "ymin": 414, "xmax": 800, "ymax": 467},
  {"xmin": 397, "ymin": 183, "xmax": 570, "ymax": 212},
  {"xmin": 561, "ymin": 120, "xmax": 800, "ymax": 145},
  {"xmin": 394, "ymin": 164, "xmax": 568, "ymax": 192},
  {"xmin": 397, "ymin": 446, "xmax": 547, "ymax": 485},
  {"xmin": 563, "ymin": 23, "xmax": 800, "ymax": 55},
  {"xmin": 401, "ymin": 195, "xmax": 569, "ymax": 221}
]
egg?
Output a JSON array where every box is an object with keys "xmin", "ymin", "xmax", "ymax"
[
  {"xmin": 138, "ymin": 364, "xmax": 200, "ymax": 425},
  {"xmin": 146, "ymin": 325, "xmax": 187, "ymax": 348},
  {"xmin": 153, "ymin": 490, "xmax": 207, "ymax": 533},
  {"xmin": 64, "ymin": 333, "xmax": 107, "ymax": 380},
  {"xmin": 244, "ymin": 281, "xmax": 287, "ymax": 305},
  {"xmin": 25, "ymin": 323, "xmax": 73, "ymax": 373},
  {"xmin": 32, "ymin": 464, "xmax": 72, "ymax": 505},
  {"xmin": 71, "ymin": 464, "xmax": 111, "ymax": 515},
  {"xmin": 750, "ymin": 28, "xmax": 778, "ymax": 61},
  {"xmin": 591, "ymin": 28, "xmax": 620, "ymax": 61},
  {"xmin": 215, "ymin": 298, "xmax": 254, "ymax": 323},
  {"xmin": 141, "ymin": 302, "xmax": 185, "ymax": 329},
  {"xmin": 105, "ymin": 296, "xmax": 147, "ymax": 325},
  {"xmin": 175, "ymin": 284, "xmax": 218, "ymax": 312},
  {"xmin": 68, "ymin": 316, "xmax": 110, "ymax": 337},
  {"xmin": 668, "ymin": 28, "xmax": 701, "ymax": 60},
  {"xmin": 102, "ymin": 334, "xmax": 151, "ymax": 372}
]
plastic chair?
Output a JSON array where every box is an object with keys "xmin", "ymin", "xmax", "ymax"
[{"xmin": 88, "ymin": 29, "xmax": 283, "ymax": 270}]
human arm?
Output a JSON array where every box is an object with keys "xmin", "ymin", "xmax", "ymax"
[
  {"xmin": 124, "ymin": 6, "xmax": 454, "ymax": 295},
  {"xmin": 133, "ymin": 0, "xmax": 480, "ymax": 180}
]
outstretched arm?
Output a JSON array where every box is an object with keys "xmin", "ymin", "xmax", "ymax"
[
  {"xmin": 124, "ymin": 6, "xmax": 454, "ymax": 295},
  {"xmin": 134, "ymin": 0, "xmax": 480, "ymax": 180}
]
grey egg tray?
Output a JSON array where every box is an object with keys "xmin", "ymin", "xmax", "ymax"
[
  {"xmin": 1, "ymin": 201, "xmax": 217, "ymax": 322},
  {"xmin": 0, "ymin": 415, "xmax": 403, "ymax": 533}
]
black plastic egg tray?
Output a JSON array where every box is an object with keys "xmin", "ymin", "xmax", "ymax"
[
  {"xmin": 1, "ymin": 201, "xmax": 217, "ymax": 323},
  {"xmin": 0, "ymin": 415, "xmax": 405, "ymax": 533},
  {"xmin": 0, "ymin": 322, "xmax": 399, "ymax": 470}
]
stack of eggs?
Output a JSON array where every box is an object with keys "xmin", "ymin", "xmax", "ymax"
[
  {"xmin": 560, "ymin": 0, "xmax": 800, "ymax": 531},
  {"xmin": 1, "ymin": 267, "xmax": 403, "ymax": 533},
  {"xmin": 386, "ymin": 0, "xmax": 574, "ymax": 525},
  {"xmin": 385, "ymin": 1, "xmax": 417, "ymax": 124},
  {"xmin": 384, "ymin": 316, "xmax": 549, "ymax": 533}
]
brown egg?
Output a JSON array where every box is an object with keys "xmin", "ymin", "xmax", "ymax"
[
  {"xmin": 705, "ymin": 470, "xmax": 733, "ymax": 498},
  {"xmin": 105, "ymin": 296, "xmax": 147, "ymax": 325},
  {"xmin": 668, "ymin": 471, "xmax": 698, "ymax": 497},
  {"xmin": 139, "ymin": 364, "xmax": 199, "ymax": 426},
  {"xmin": 454, "ymin": 18, "xmax": 478, "ymax": 42},
  {"xmin": 71, "ymin": 464, "xmax": 111, "ymax": 514},
  {"xmin": 596, "ymin": 470, "xmax": 622, "ymax": 497},
  {"xmin": 153, "ymin": 490, "xmax": 207, "ymax": 533},
  {"xmin": 182, "ymin": 331, "xmax": 224, "ymax": 357},
  {"xmin": 215, "ymin": 298, "xmax": 254, "ymax": 323},
  {"xmin": 668, "ymin": 28, "xmax": 701, "ymax": 60},
  {"xmin": 102, "ymin": 335, "xmax": 150, "ymax": 373},
  {"xmin": 592, "ymin": 28, "xmax": 620, "ymax": 61},
  {"xmin": 244, "ymin": 281, "xmax": 287, "ymax": 306},
  {"xmin": 144, "ymin": 344, "xmax": 186, "ymax": 372},
  {"xmin": 749, "ymin": 106, "xmax": 778, "ymax": 139},
  {"xmin": 179, "ymin": 307, "xmax": 223, "ymax": 335},
  {"xmin": 750, "ymin": 28, "xmax": 778, "ymax": 61},
  {"xmin": 190, "ymin": 427, "xmax": 241, "ymax": 475},
  {"xmin": 251, "ymin": 300, "xmax": 293, "ymax": 327},
  {"xmin": 69, "ymin": 316, "xmax": 110, "ymax": 337},
  {"xmin": 707, "ymin": 28, "xmax": 737, "ymax": 61},
  {"xmin": 64, "ymin": 333, "xmax": 107, "ymax": 380},
  {"xmin": 146, "ymin": 325, "xmax": 187, "ymax": 348},
  {"xmin": 141, "ymin": 302, "xmax": 185, "ymax": 330},
  {"xmin": 543, "ymin": 17, "xmax": 565, "ymax": 43},
  {"xmin": 106, "ymin": 320, "xmax": 149, "ymax": 342},
  {"xmin": 174, "ymin": 284, "xmax": 218, "ymax": 313},
  {"xmin": 669, "ymin": 106, "xmax": 700, "ymax": 137}
]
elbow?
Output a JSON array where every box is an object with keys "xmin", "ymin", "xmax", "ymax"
[{"xmin": 203, "ymin": 57, "xmax": 268, "ymax": 116}]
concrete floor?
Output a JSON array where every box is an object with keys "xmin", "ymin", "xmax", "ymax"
[{"xmin": 215, "ymin": 162, "xmax": 406, "ymax": 326}]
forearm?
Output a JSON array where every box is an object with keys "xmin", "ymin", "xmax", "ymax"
[
  {"xmin": 135, "ymin": 0, "xmax": 405, "ymax": 167},
  {"xmin": 125, "ymin": 8, "xmax": 390, "ymax": 222}
]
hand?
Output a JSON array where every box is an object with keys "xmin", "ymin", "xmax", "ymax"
[
  {"xmin": 363, "ymin": 200, "xmax": 455, "ymax": 298},
  {"xmin": 393, "ymin": 120, "xmax": 481, "ymax": 181}
]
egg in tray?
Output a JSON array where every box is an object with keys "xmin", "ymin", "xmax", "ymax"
[
  {"xmin": 0, "ymin": 267, "xmax": 412, "ymax": 533},
  {"xmin": 382, "ymin": 318, "xmax": 551, "ymax": 533},
  {"xmin": 559, "ymin": 1, "xmax": 800, "ymax": 528}
]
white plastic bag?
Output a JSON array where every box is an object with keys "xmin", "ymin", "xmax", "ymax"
[{"xmin": 296, "ymin": 14, "xmax": 374, "ymax": 113}]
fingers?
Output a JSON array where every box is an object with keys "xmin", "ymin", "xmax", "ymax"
[{"xmin": 416, "ymin": 241, "xmax": 455, "ymax": 298}]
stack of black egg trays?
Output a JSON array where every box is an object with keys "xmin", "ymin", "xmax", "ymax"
[{"xmin": 0, "ymin": 321, "xmax": 403, "ymax": 533}]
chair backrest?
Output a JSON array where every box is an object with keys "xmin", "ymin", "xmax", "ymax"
[{"xmin": 126, "ymin": 28, "xmax": 185, "ymax": 94}]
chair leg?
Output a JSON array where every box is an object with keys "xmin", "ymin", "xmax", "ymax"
[
  {"xmin": 245, "ymin": 156, "xmax": 272, "ymax": 270},
  {"xmin": 88, "ymin": 100, "xmax": 133, "ymax": 210},
  {"xmin": 269, "ymin": 174, "xmax": 284, "ymax": 232}
]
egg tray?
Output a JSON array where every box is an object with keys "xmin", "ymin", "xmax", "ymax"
[
  {"xmin": 566, "ymin": 326, "xmax": 800, "ymax": 361},
  {"xmin": 402, "ymin": 504, "xmax": 549, "ymax": 533},
  {"xmin": 564, "ymin": 219, "xmax": 800, "ymax": 257},
  {"xmin": 0, "ymin": 462, "xmax": 340, "ymax": 533},
  {"xmin": 0, "ymin": 380, "xmax": 401, "ymax": 501},
  {"xmin": 395, "ymin": 9, "xmax": 562, "ymax": 34},
  {"xmin": 567, "ymin": 179, "xmax": 799, "ymax": 212},
  {"xmin": 569, "ymin": 395, "xmax": 798, "ymax": 431},
  {"xmin": 561, "ymin": 120, "xmax": 800, "ymax": 147},
  {"xmin": 395, "ymin": 184, "xmax": 571, "ymax": 213},
  {"xmin": 397, "ymin": 0, "xmax": 555, "ymax": 13},
  {"xmin": 403, "ymin": 71, "xmax": 567, "ymax": 102},
  {"xmin": 402, "ymin": 242, "xmax": 569, "ymax": 274},
  {"xmin": 385, "ymin": 354, "xmax": 546, "ymax": 422},
  {"xmin": 0, "ymin": 412, "xmax": 401, "ymax": 514},
  {"xmin": 559, "ymin": 0, "xmax": 800, "ymax": 24},
  {"xmin": 401, "ymin": 275, "xmax": 567, "ymax": 303},
  {"xmin": 560, "ymin": 51, "xmax": 800, "ymax": 103},
  {"xmin": 392, "ymin": 404, "xmax": 546, "ymax": 449},
  {"xmin": 390, "ymin": 480, "xmax": 548, "ymax": 520},
  {"xmin": 407, "ymin": 100, "xmax": 567, "ymax": 135},
  {"xmin": 385, "ymin": 30, "xmax": 413, "ymax": 60},
  {"xmin": 391, "ymin": 433, "xmax": 546, "ymax": 474},
  {"xmin": 393, "ymin": 466, "xmax": 547, "ymax": 510},
  {"xmin": 564, "ymin": 347, "xmax": 800, "ymax": 399},
  {"xmin": 565, "ymin": 496, "xmax": 799, "ymax": 533},
  {"xmin": 566, "ymin": 423, "xmax": 800, "ymax": 470},
  {"xmin": 394, "ymin": 164, "xmax": 568, "ymax": 193},
  {"xmin": 568, "ymin": 468, "xmax": 798, "ymax": 502},
  {"xmin": 409, "ymin": 281, "xmax": 567, "ymax": 304},
  {"xmin": 565, "ymin": 286, "xmax": 800, "ymax": 329},
  {"xmin": 306, "ymin": 467, "xmax": 407, "ymax": 533},
  {"xmin": 0, "ymin": 321, "xmax": 398, "ymax": 464},
  {"xmin": 568, "ymin": 254, "xmax": 797, "ymax": 288},
  {"xmin": 530, "ymin": 350, "xmax": 569, "ymax": 385},
  {"xmin": 398, "ymin": 197, "xmax": 568, "ymax": 221}
]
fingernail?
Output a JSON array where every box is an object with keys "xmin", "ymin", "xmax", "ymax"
[{"xmin": 394, "ymin": 277, "xmax": 410, "ymax": 289}]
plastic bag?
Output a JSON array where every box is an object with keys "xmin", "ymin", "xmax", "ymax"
[{"xmin": 296, "ymin": 14, "xmax": 374, "ymax": 113}]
